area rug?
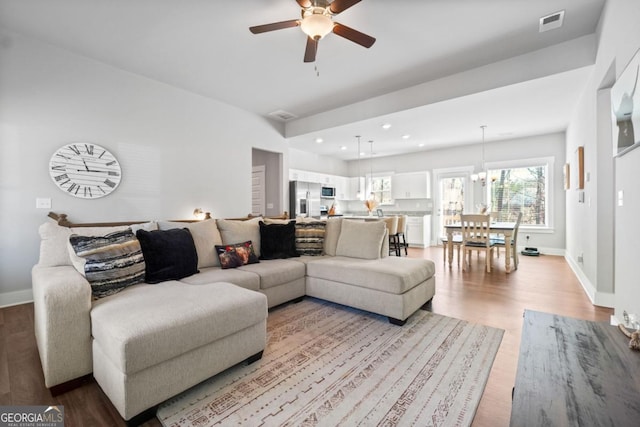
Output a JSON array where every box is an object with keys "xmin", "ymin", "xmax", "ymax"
[{"xmin": 157, "ymin": 298, "xmax": 504, "ymax": 427}]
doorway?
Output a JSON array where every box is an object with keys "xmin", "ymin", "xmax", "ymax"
[
  {"xmin": 433, "ymin": 167, "xmax": 474, "ymax": 240},
  {"xmin": 251, "ymin": 165, "xmax": 266, "ymax": 216},
  {"xmin": 251, "ymin": 148, "xmax": 283, "ymax": 217}
]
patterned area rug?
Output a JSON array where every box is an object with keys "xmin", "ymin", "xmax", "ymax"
[{"xmin": 157, "ymin": 298, "xmax": 503, "ymax": 427}]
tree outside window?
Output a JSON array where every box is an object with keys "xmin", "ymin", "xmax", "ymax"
[
  {"xmin": 488, "ymin": 164, "xmax": 547, "ymax": 226},
  {"xmin": 369, "ymin": 176, "xmax": 392, "ymax": 204}
]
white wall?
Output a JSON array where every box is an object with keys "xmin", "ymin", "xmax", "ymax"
[
  {"xmin": 615, "ymin": 146, "xmax": 640, "ymax": 321},
  {"xmin": 288, "ymin": 147, "xmax": 348, "ymax": 176},
  {"xmin": 566, "ymin": 0, "xmax": 640, "ymax": 311},
  {"xmin": 0, "ymin": 29, "xmax": 289, "ymax": 305},
  {"xmin": 345, "ymin": 133, "xmax": 567, "ymax": 250}
]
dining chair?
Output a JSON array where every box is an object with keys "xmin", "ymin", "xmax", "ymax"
[
  {"xmin": 492, "ymin": 212, "xmax": 523, "ymax": 267},
  {"xmin": 395, "ymin": 215, "xmax": 408, "ymax": 256},
  {"xmin": 441, "ymin": 234, "xmax": 462, "ymax": 266},
  {"xmin": 383, "ymin": 216, "xmax": 400, "ymax": 256},
  {"xmin": 460, "ymin": 214, "xmax": 495, "ymax": 272}
]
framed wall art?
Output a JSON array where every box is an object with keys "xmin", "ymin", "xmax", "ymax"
[{"xmin": 575, "ymin": 146, "xmax": 584, "ymax": 190}]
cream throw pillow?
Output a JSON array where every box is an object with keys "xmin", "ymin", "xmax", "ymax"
[
  {"xmin": 158, "ymin": 219, "xmax": 222, "ymax": 268},
  {"xmin": 335, "ymin": 220, "xmax": 386, "ymax": 259},
  {"xmin": 38, "ymin": 221, "xmax": 74, "ymax": 267},
  {"xmin": 323, "ymin": 217, "xmax": 343, "ymax": 256},
  {"xmin": 216, "ymin": 217, "xmax": 263, "ymax": 257}
]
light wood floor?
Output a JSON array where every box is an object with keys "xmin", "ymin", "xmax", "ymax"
[{"xmin": 0, "ymin": 247, "xmax": 612, "ymax": 426}]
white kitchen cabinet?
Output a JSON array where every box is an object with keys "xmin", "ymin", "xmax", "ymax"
[
  {"xmin": 289, "ymin": 170, "xmax": 364, "ymax": 200},
  {"xmin": 322, "ymin": 174, "xmax": 336, "ymax": 185},
  {"xmin": 392, "ymin": 171, "xmax": 430, "ymax": 199},
  {"xmin": 406, "ymin": 215, "xmax": 431, "ymax": 248},
  {"xmin": 289, "ymin": 169, "xmax": 339, "ymax": 186},
  {"xmin": 334, "ymin": 176, "xmax": 349, "ymax": 200},
  {"xmin": 289, "ymin": 168, "xmax": 306, "ymax": 181}
]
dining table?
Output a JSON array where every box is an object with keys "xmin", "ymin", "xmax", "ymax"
[{"xmin": 444, "ymin": 221, "xmax": 518, "ymax": 273}]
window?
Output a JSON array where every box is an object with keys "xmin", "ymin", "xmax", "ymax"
[
  {"xmin": 487, "ymin": 160, "xmax": 550, "ymax": 227},
  {"xmin": 369, "ymin": 176, "xmax": 392, "ymax": 204}
]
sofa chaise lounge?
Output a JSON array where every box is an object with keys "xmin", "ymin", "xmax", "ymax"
[{"xmin": 32, "ymin": 212, "xmax": 436, "ymax": 424}]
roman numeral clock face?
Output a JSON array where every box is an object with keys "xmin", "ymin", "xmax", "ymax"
[{"xmin": 49, "ymin": 143, "xmax": 122, "ymax": 199}]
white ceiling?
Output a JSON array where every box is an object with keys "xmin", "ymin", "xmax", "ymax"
[{"xmin": 0, "ymin": 0, "xmax": 605, "ymax": 160}]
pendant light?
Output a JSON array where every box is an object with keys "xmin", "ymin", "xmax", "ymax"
[
  {"xmin": 478, "ymin": 125, "xmax": 487, "ymax": 184},
  {"xmin": 471, "ymin": 125, "xmax": 487, "ymax": 185}
]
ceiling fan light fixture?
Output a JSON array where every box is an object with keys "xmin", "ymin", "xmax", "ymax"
[{"xmin": 300, "ymin": 13, "xmax": 334, "ymax": 40}]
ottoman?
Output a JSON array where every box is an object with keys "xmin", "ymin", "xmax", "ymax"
[
  {"xmin": 90, "ymin": 280, "xmax": 267, "ymax": 422},
  {"xmin": 305, "ymin": 256, "xmax": 436, "ymax": 325}
]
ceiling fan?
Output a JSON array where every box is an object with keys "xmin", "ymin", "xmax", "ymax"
[{"xmin": 249, "ymin": 0, "xmax": 376, "ymax": 63}]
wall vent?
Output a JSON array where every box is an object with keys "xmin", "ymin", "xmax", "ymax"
[
  {"xmin": 268, "ymin": 110, "xmax": 298, "ymax": 121},
  {"xmin": 539, "ymin": 10, "xmax": 565, "ymax": 33}
]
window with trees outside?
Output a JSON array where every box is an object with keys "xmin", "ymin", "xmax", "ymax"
[
  {"xmin": 487, "ymin": 160, "xmax": 550, "ymax": 227},
  {"xmin": 369, "ymin": 176, "xmax": 393, "ymax": 204}
]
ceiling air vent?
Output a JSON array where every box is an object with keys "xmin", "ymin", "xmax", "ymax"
[
  {"xmin": 539, "ymin": 10, "xmax": 565, "ymax": 33},
  {"xmin": 268, "ymin": 110, "xmax": 298, "ymax": 121}
]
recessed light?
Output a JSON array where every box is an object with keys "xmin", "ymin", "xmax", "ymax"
[
  {"xmin": 340, "ymin": 146, "xmax": 347, "ymax": 150},
  {"xmin": 402, "ymin": 134, "xmax": 411, "ymax": 139},
  {"xmin": 360, "ymin": 151, "xmax": 366, "ymax": 156},
  {"xmin": 382, "ymin": 123, "xmax": 391, "ymax": 130},
  {"xmin": 418, "ymin": 143, "xmax": 425, "ymax": 147},
  {"xmin": 315, "ymin": 138, "xmax": 323, "ymax": 143}
]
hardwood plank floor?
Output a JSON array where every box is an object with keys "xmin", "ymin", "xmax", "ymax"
[
  {"xmin": 0, "ymin": 247, "xmax": 612, "ymax": 427},
  {"xmin": 414, "ymin": 246, "xmax": 612, "ymax": 427}
]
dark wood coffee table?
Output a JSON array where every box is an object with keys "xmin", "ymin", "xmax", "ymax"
[{"xmin": 511, "ymin": 310, "xmax": 640, "ymax": 426}]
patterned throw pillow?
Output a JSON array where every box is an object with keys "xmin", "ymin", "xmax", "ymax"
[
  {"xmin": 295, "ymin": 221, "xmax": 326, "ymax": 256},
  {"xmin": 215, "ymin": 241, "xmax": 260, "ymax": 269},
  {"xmin": 69, "ymin": 229, "xmax": 146, "ymax": 298},
  {"xmin": 216, "ymin": 218, "xmax": 262, "ymax": 257}
]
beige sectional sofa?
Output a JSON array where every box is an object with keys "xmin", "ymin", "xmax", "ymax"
[{"xmin": 32, "ymin": 213, "xmax": 436, "ymax": 423}]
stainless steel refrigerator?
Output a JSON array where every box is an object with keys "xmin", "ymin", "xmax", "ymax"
[{"xmin": 289, "ymin": 181, "xmax": 321, "ymax": 218}]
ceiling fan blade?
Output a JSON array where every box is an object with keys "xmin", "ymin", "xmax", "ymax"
[
  {"xmin": 304, "ymin": 37, "xmax": 318, "ymax": 62},
  {"xmin": 333, "ymin": 23, "xmax": 376, "ymax": 48},
  {"xmin": 296, "ymin": 0, "xmax": 312, "ymax": 7},
  {"xmin": 329, "ymin": 0, "xmax": 362, "ymax": 14},
  {"xmin": 249, "ymin": 19, "xmax": 300, "ymax": 34}
]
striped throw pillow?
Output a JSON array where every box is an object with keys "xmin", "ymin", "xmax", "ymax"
[
  {"xmin": 295, "ymin": 221, "xmax": 326, "ymax": 256},
  {"xmin": 69, "ymin": 229, "xmax": 145, "ymax": 298}
]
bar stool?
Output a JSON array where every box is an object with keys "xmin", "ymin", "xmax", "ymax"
[
  {"xmin": 395, "ymin": 215, "xmax": 408, "ymax": 256},
  {"xmin": 383, "ymin": 216, "xmax": 400, "ymax": 256}
]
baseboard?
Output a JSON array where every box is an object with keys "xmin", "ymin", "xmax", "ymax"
[
  {"xmin": 530, "ymin": 246, "xmax": 564, "ymax": 256},
  {"xmin": 0, "ymin": 289, "xmax": 33, "ymax": 308},
  {"xmin": 564, "ymin": 252, "xmax": 614, "ymax": 308}
]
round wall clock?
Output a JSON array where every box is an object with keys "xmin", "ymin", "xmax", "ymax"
[{"xmin": 49, "ymin": 143, "xmax": 122, "ymax": 199}]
